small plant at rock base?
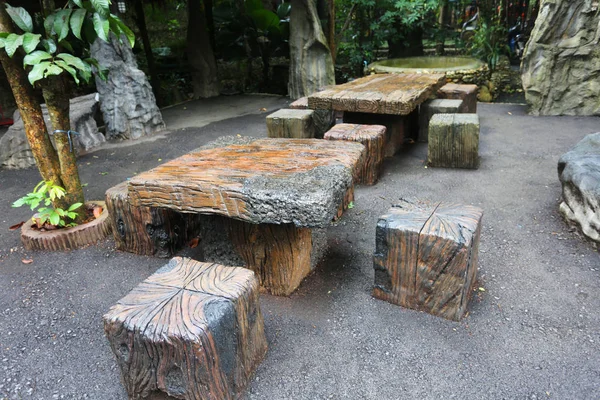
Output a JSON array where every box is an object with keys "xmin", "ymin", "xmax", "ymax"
[{"xmin": 12, "ymin": 181, "xmax": 82, "ymax": 229}]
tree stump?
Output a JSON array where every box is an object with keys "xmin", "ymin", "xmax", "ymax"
[
  {"xmin": 428, "ymin": 113, "xmax": 479, "ymax": 169},
  {"xmin": 289, "ymin": 97, "xmax": 335, "ymax": 138},
  {"xmin": 105, "ymin": 182, "xmax": 201, "ymax": 258},
  {"xmin": 324, "ymin": 123, "xmax": 386, "ymax": 185},
  {"xmin": 437, "ymin": 83, "xmax": 478, "ymax": 113},
  {"xmin": 373, "ymin": 201, "xmax": 483, "ymax": 321},
  {"xmin": 104, "ymin": 257, "xmax": 267, "ymax": 400},
  {"xmin": 418, "ymin": 99, "xmax": 466, "ymax": 142},
  {"xmin": 266, "ymin": 109, "xmax": 316, "ymax": 139}
]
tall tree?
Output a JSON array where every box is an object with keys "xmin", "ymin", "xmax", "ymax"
[
  {"xmin": 187, "ymin": 0, "xmax": 219, "ymax": 98},
  {"xmin": 288, "ymin": 0, "xmax": 335, "ymax": 99}
]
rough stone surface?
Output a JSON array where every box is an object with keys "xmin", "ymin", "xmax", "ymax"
[
  {"xmin": 428, "ymin": 113, "xmax": 480, "ymax": 169},
  {"xmin": 437, "ymin": 83, "xmax": 478, "ymax": 113},
  {"xmin": 91, "ymin": 35, "xmax": 165, "ymax": 139},
  {"xmin": 266, "ymin": 109, "xmax": 316, "ymax": 138},
  {"xmin": 558, "ymin": 132, "xmax": 600, "ymax": 242},
  {"xmin": 289, "ymin": 97, "xmax": 335, "ymax": 138},
  {"xmin": 0, "ymin": 93, "xmax": 104, "ymax": 170},
  {"xmin": 522, "ymin": 0, "xmax": 600, "ymax": 115},
  {"xmin": 418, "ymin": 98, "xmax": 466, "ymax": 142}
]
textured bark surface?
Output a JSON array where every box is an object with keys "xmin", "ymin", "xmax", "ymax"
[
  {"xmin": 105, "ymin": 182, "xmax": 202, "ymax": 257},
  {"xmin": 557, "ymin": 132, "xmax": 600, "ymax": 242},
  {"xmin": 324, "ymin": 123, "xmax": 385, "ymax": 185},
  {"xmin": 343, "ymin": 112, "xmax": 409, "ymax": 157},
  {"xmin": 289, "ymin": 97, "xmax": 335, "ymax": 138},
  {"xmin": 288, "ymin": 0, "xmax": 335, "ymax": 99},
  {"xmin": 187, "ymin": 0, "xmax": 220, "ymax": 98},
  {"xmin": 428, "ymin": 113, "xmax": 480, "ymax": 169},
  {"xmin": 103, "ymin": 257, "xmax": 267, "ymax": 399},
  {"xmin": 128, "ymin": 138, "xmax": 364, "ymax": 228},
  {"xmin": 437, "ymin": 83, "xmax": 478, "ymax": 113},
  {"xmin": 373, "ymin": 200, "xmax": 483, "ymax": 321},
  {"xmin": 91, "ymin": 34, "xmax": 165, "ymax": 140},
  {"xmin": 418, "ymin": 99, "xmax": 466, "ymax": 143},
  {"xmin": 20, "ymin": 201, "xmax": 111, "ymax": 251},
  {"xmin": 266, "ymin": 109, "xmax": 316, "ymax": 138},
  {"xmin": 308, "ymin": 73, "xmax": 446, "ymax": 115},
  {"xmin": 521, "ymin": 0, "xmax": 600, "ymax": 115}
]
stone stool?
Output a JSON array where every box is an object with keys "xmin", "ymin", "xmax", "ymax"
[
  {"xmin": 289, "ymin": 97, "xmax": 335, "ymax": 138},
  {"xmin": 324, "ymin": 123, "xmax": 386, "ymax": 185},
  {"xmin": 428, "ymin": 113, "xmax": 480, "ymax": 169},
  {"xmin": 418, "ymin": 99, "xmax": 466, "ymax": 142},
  {"xmin": 104, "ymin": 257, "xmax": 268, "ymax": 399},
  {"xmin": 437, "ymin": 83, "xmax": 478, "ymax": 113},
  {"xmin": 266, "ymin": 109, "xmax": 316, "ymax": 138},
  {"xmin": 105, "ymin": 182, "xmax": 202, "ymax": 258},
  {"xmin": 373, "ymin": 200, "xmax": 483, "ymax": 321}
]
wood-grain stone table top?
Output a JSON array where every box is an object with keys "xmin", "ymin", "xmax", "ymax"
[
  {"xmin": 307, "ymin": 73, "xmax": 447, "ymax": 116},
  {"xmin": 128, "ymin": 137, "xmax": 365, "ymax": 228}
]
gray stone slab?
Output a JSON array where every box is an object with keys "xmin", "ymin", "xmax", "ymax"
[{"xmin": 418, "ymin": 98, "xmax": 466, "ymax": 142}]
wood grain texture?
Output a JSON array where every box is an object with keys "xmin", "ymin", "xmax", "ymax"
[
  {"xmin": 105, "ymin": 182, "xmax": 202, "ymax": 258},
  {"xmin": 104, "ymin": 257, "xmax": 267, "ymax": 400},
  {"xmin": 325, "ymin": 123, "xmax": 386, "ymax": 185},
  {"xmin": 128, "ymin": 138, "xmax": 364, "ymax": 228},
  {"xmin": 437, "ymin": 83, "xmax": 478, "ymax": 113},
  {"xmin": 343, "ymin": 112, "xmax": 410, "ymax": 157},
  {"xmin": 289, "ymin": 97, "xmax": 309, "ymax": 109},
  {"xmin": 20, "ymin": 201, "xmax": 111, "ymax": 251},
  {"xmin": 373, "ymin": 201, "xmax": 483, "ymax": 321},
  {"xmin": 227, "ymin": 219, "xmax": 313, "ymax": 296},
  {"xmin": 418, "ymin": 99, "xmax": 466, "ymax": 143},
  {"xmin": 428, "ymin": 113, "xmax": 480, "ymax": 169},
  {"xmin": 308, "ymin": 73, "xmax": 446, "ymax": 115},
  {"xmin": 266, "ymin": 109, "xmax": 316, "ymax": 139}
]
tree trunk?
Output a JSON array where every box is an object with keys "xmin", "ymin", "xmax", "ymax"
[
  {"xmin": 133, "ymin": 0, "xmax": 161, "ymax": 104},
  {"xmin": 288, "ymin": 0, "xmax": 335, "ymax": 99},
  {"xmin": 327, "ymin": 0, "xmax": 335, "ymax": 63},
  {"xmin": 187, "ymin": 0, "xmax": 219, "ymax": 98},
  {"xmin": 203, "ymin": 0, "xmax": 216, "ymax": 51},
  {"xmin": 0, "ymin": 1, "xmax": 65, "ymax": 193},
  {"xmin": 41, "ymin": 76, "xmax": 85, "ymax": 216}
]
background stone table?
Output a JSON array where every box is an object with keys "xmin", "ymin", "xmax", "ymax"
[
  {"xmin": 128, "ymin": 137, "xmax": 365, "ymax": 295},
  {"xmin": 308, "ymin": 73, "xmax": 446, "ymax": 156}
]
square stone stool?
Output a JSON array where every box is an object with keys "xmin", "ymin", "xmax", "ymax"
[
  {"xmin": 418, "ymin": 99, "xmax": 466, "ymax": 142},
  {"xmin": 437, "ymin": 83, "xmax": 478, "ymax": 113},
  {"xmin": 373, "ymin": 200, "xmax": 483, "ymax": 321},
  {"xmin": 289, "ymin": 97, "xmax": 335, "ymax": 138},
  {"xmin": 266, "ymin": 108, "xmax": 316, "ymax": 138},
  {"xmin": 104, "ymin": 257, "xmax": 268, "ymax": 399},
  {"xmin": 428, "ymin": 113, "xmax": 480, "ymax": 169},
  {"xmin": 324, "ymin": 123, "xmax": 386, "ymax": 185}
]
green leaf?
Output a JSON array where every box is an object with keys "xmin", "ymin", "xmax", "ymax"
[
  {"xmin": 23, "ymin": 50, "xmax": 53, "ymax": 66},
  {"xmin": 245, "ymin": 0, "xmax": 263, "ymax": 14},
  {"xmin": 0, "ymin": 37, "xmax": 5, "ymax": 50},
  {"xmin": 53, "ymin": 9, "xmax": 73, "ymax": 42},
  {"xmin": 58, "ymin": 40, "xmax": 74, "ymax": 53},
  {"xmin": 250, "ymin": 10, "xmax": 280, "ymax": 32},
  {"xmin": 71, "ymin": 0, "xmax": 84, "ymax": 6},
  {"xmin": 4, "ymin": 33, "xmax": 24, "ymax": 58},
  {"xmin": 91, "ymin": 0, "xmax": 110, "ymax": 17},
  {"xmin": 5, "ymin": 5, "xmax": 33, "ymax": 33},
  {"xmin": 67, "ymin": 212, "xmax": 78, "ymax": 220},
  {"xmin": 28, "ymin": 62, "xmax": 50, "ymax": 85},
  {"xmin": 55, "ymin": 208, "xmax": 66, "ymax": 217},
  {"xmin": 44, "ymin": 14, "xmax": 55, "ymax": 37},
  {"xmin": 276, "ymin": 2, "xmax": 291, "ymax": 19},
  {"xmin": 49, "ymin": 212, "xmax": 60, "ymax": 226},
  {"xmin": 115, "ymin": 19, "xmax": 135, "ymax": 48},
  {"xmin": 92, "ymin": 13, "xmax": 109, "ymax": 41},
  {"xmin": 12, "ymin": 198, "xmax": 26, "ymax": 207},
  {"xmin": 54, "ymin": 60, "xmax": 79, "ymax": 84},
  {"xmin": 70, "ymin": 9, "xmax": 87, "ymax": 40},
  {"xmin": 44, "ymin": 63, "xmax": 63, "ymax": 78},
  {"xmin": 41, "ymin": 38, "xmax": 57, "ymax": 54},
  {"xmin": 68, "ymin": 202, "xmax": 83, "ymax": 211},
  {"xmin": 22, "ymin": 33, "xmax": 41, "ymax": 54}
]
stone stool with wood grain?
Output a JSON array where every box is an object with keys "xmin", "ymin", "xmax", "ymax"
[
  {"xmin": 105, "ymin": 182, "xmax": 201, "ymax": 258},
  {"xmin": 373, "ymin": 200, "xmax": 483, "ymax": 321},
  {"xmin": 418, "ymin": 99, "xmax": 466, "ymax": 142},
  {"xmin": 324, "ymin": 123, "xmax": 386, "ymax": 185},
  {"xmin": 266, "ymin": 109, "xmax": 316, "ymax": 138},
  {"xmin": 428, "ymin": 113, "xmax": 480, "ymax": 169},
  {"xmin": 437, "ymin": 83, "xmax": 478, "ymax": 113},
  {"xmin": 104, "ymin": 257, "xmax": 268, "ymax": 400},
  {"xmin": 289, "ymin": 97, "xmax": 335, "ymax": 138}
]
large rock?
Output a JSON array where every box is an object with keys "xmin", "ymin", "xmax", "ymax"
[
  {"xmin": 0, "ymin": 93, "xmax": 104, "ymax": 170},
  {"xmin": 91, "ymin": 35, "xmax": 165, "ymax": 139},
  {"xmin": 558, "ymin": 133, "xmax": 600, "ymax": 242},
  {"xmin": 521, "ymin": 0, "xmax": 600, "ymax": 115}
]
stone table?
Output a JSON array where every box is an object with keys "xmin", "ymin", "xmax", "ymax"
[
  {"xmin": 308, "ymin": 73, "xmax": 446, "ymax": 156},
  {"xmin": 128, "ymin": 137, "xmax": 365, "ymax": 295}
]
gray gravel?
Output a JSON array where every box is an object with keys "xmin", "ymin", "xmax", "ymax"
[{"xmin": 0, "ymin": 98, "xmax": 599, "ymax": 399}]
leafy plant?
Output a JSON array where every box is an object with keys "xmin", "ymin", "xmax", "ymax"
[
  {"xmin": 13, "ymin": 181, "xmax": 83, "ymax": 228},
  {"xmin": 467, "ymin": 19, "xmax": 508, "ymax": 71}
]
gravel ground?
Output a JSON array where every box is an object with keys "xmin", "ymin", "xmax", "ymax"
[{"xmin": 0, "ymin": 99, "xmax": 599, "ymax": 399}]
